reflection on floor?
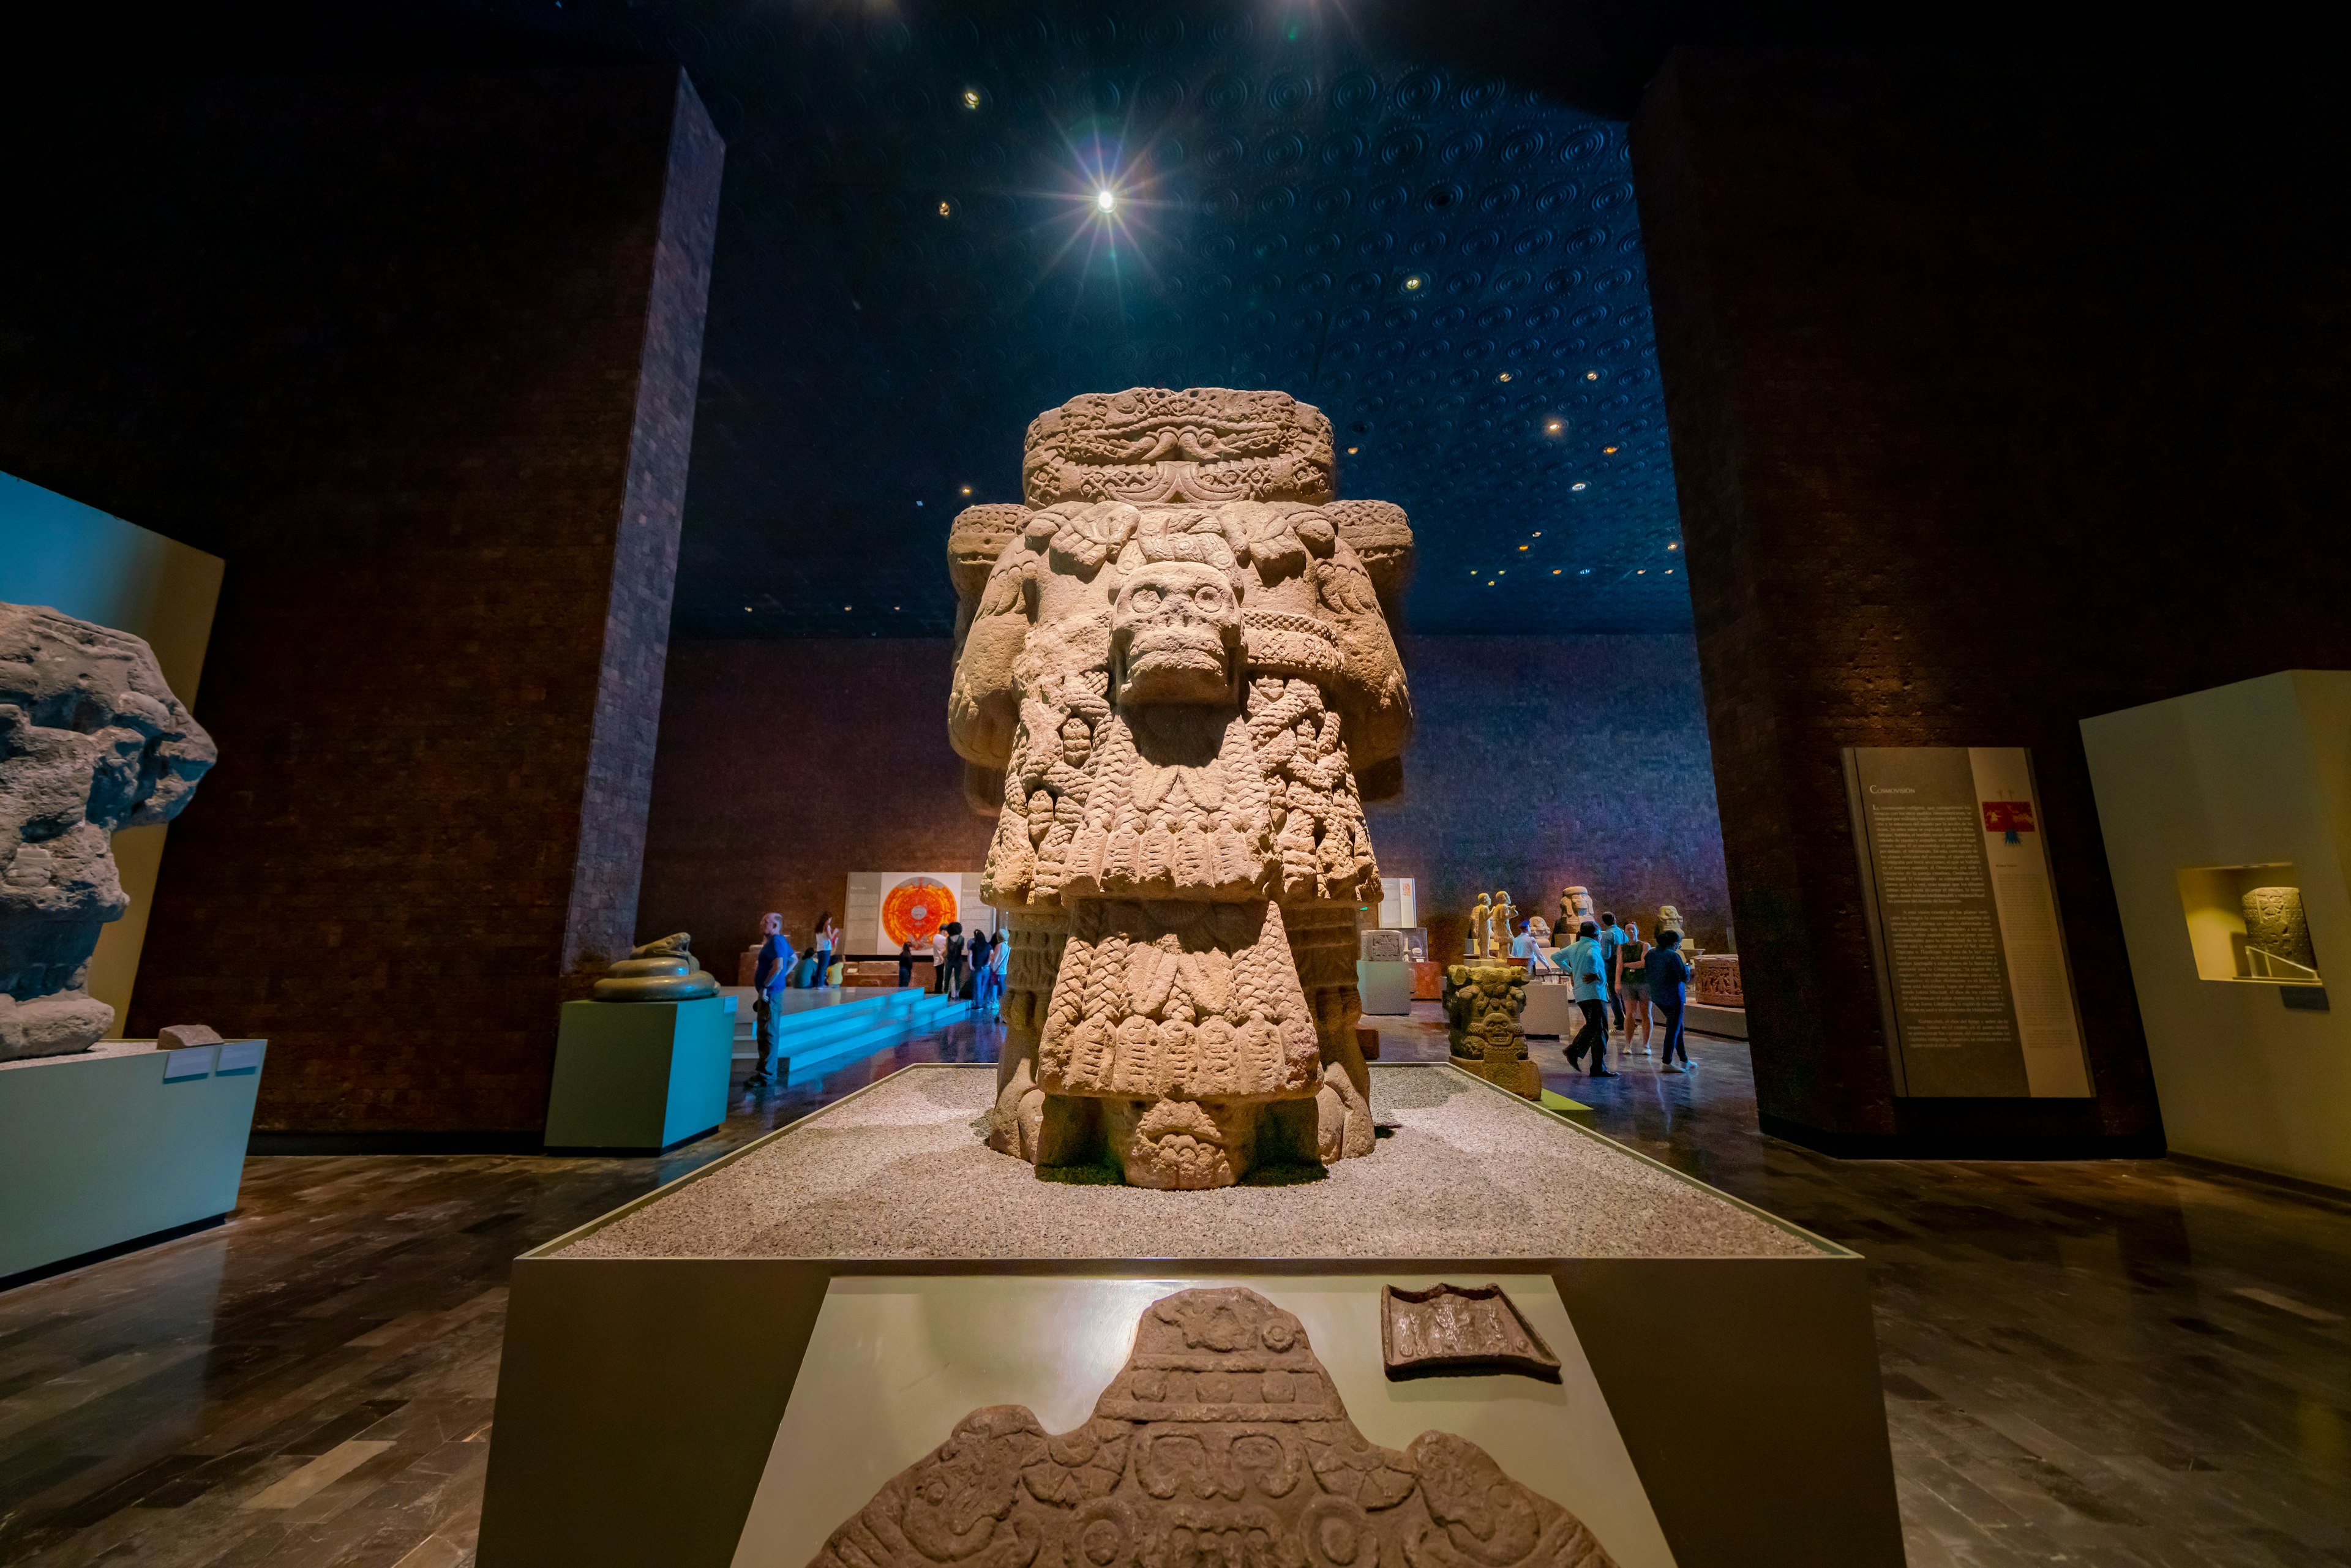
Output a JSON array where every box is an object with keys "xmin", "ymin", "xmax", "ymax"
[{"xmin": 0, "ymin": 1002, "xmax": 2344, "ymax": 1567}]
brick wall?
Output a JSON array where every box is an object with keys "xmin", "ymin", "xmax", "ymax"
[
  {"xmin": 0, "ymin": 69, "xmax": 722, "ymax": 1135},
  {"xmin": 638, "ymin": 634, "xmax": 1731, "ymax": 968},
  {"xmin": 1632, "ymin": 51, "xmax": 2351, "ymax": 1154}
]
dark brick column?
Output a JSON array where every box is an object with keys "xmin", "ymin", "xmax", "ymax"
[
  {"xmin": 1631, "ymin": 51, "xmax": 2351, "ymax": 1156},
  {"xmin": 0, "ymin": 69, "xmax": 722, "ymax": 1138}
]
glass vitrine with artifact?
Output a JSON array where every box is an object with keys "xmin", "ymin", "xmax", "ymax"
[{"xmin": 2175, "ymin": 863, "xmax": 2323, "ymax": 987}]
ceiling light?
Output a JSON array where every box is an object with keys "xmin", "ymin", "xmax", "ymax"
[
  {"xmin": 1664, "ymin": 569, "xmax": 1673, "ymax": 575},
  {"xmin": 1579, "ymin": 568, "xmax": 1591, "ymax": 575},
  {"xmin": 1096, "ymin": 188, "xmax": 1116, "ymax": 212},
  {"xmin": 844, "ymin": 604, "xmax": 852, "ymax": 610},
  {"xmin": 1518, "ymin": 545, "xmax": 1528, "ymax": 552},
  {"xmin": 1637, "ymin": 569, "xmax": 1646, "ymax": 575},
  {"xmin": 939, "ymin": 201, "xmax": 951, "ymax": 217},
  {"xmin": 1571, "ymin": 482, "xmax": 1587, "ymax": 492},
  {"xmin": 963, "ymin": 89, "xmax": 981, "ymax": 109},
  {"xmin": 1586, "ymin": 372, "xmax": 1599, "ymax": 381},
  {"xmin": 1667, "ymin": 542, "xmax": 1678, "ymax": 550},
  {"xmin": 1544, "ymin": 419, "xmax": 1562, "ymax": 433},
  {"xmin": 1532, "ymin": 531, "xmax": 1541, "ymax": 537},
  {"xmin": 961, "ymin": 485, "xmax": 973, "ymax": 495},
  {"xmin": 1403, "ymin": 275, "xmax": 1424, "ymax": 291},
  {"xmin": 1552, "ymin": 568, "xmax": 1561, "ymax": 575},
  {"xmin": 1498, "ymin": 372, "xmax": 1511, "ymax": 382},
  {"xmin": 1603, "ymin": 446, "xmax": 1617, "ymax": 454},
  {"xmin": 1347, "ymin": 446, "xmax": 1357, "ymax": 454}
]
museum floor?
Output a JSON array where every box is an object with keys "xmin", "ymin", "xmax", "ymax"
[{"xmin": 0, "ymin": 1008, "xmax": 2344, "ymax": 1568}]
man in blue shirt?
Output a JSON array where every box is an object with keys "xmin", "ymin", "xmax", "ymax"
[
  {"xmin": 749, "ymin": 913, "xmax": 795, "ymax": 1089},
  {"xmin": 1562, "ymin": 920, "xmax": 1614, "ymax": 1076}
]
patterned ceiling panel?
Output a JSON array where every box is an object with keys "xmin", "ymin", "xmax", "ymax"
[{"xmin": 476, "ymin": 0, "xmax": 1689, "ymax": 636}]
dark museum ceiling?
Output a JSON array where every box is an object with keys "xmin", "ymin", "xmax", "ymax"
[{"xmin": 439, "ymin": 0, "xmax": 1695, "ymax": 639}]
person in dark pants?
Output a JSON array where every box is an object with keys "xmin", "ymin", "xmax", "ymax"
[
  {"xmin": 1647, "ymin": 929, "xmax": 1694, "ymax": 1071},
  {"xmin": 748, "ymin": 912, "xmax": 795, "ymax": 1089},
  {"xmin": 897, "ymin": 940, "xmax": 915, "ymax": 988},
  {"xmin": 1597, "ymin": 912, "xmax": 1627, "ymax": 1033},
  {"xmin": 1562, "ymin": 919, "xmax": 1614, "ymax": 1076},
  {"xmin": 943, "ymin": 921, "xmax": 967, "ymax": 1000}
]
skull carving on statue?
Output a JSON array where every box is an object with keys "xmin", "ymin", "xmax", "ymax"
[
  {"xmin": 0, "ymin": 604, "xmax": 216, "ymax": 1060},
  {"xmin": 947, "ymin": 388, "xmax": 1415, "ymax": 1187}
]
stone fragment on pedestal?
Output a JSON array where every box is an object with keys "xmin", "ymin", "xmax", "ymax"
[
  {"xmin": 0, "ymin": 603, "xmax": 216, "ymax": 1061},
  {"xmin": 1443, "ymin": 961, "xmax": 1538, "ymax": 1099}
]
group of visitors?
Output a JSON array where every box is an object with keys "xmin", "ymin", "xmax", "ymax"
[
  {"xmin": 906, "ymin": 922, "xmax": 1007, "ymax": 1007},
  {"xmin": 1547, "ymin": 910, "xmax": 1692, "ymax": 1078}
]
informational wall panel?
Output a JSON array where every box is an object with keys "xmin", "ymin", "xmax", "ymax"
[{"xmin": 1843, "ymin": 747, "xmax": 2092, "ymax": 1098}]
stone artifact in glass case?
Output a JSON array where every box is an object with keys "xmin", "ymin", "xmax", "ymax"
[
  {"xmin": 947, "ymin": 388, "xmax": 1415, "ymax": 1188},
  {"xmin": 0, "ymin": 602, "xmax": 216, "ymax": 1060},
  {"xmin": 2240, "ymin": 886, "xmax": 2318, "ymax": 975},
  {"xmin": 1442, "ymin": 962, "xmax": 1539, "ymax": 1098},
  {"xmin": 1692, "ymin": 953, "xmax": 1744, "ymax": 1008},
  {"xmin": 1382, "ymin": 1281, "xmax": 1563, "ymax": 1382},
  {"xmin": 1359, "ymin": 928, "xmax": 1406, "ymax": 963},
  {"xmin": 808, "ymin": 1286, "xmax": 1619, "ymax": 1567},
  {"xmin": 590, "ymin": 932, "xmax": 719, "ymax": 1002}
]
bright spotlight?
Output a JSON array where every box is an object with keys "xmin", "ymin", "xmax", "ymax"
[{"xmin": 1095, "ymin": 188, "xmax": 1116, "ymax": 213}]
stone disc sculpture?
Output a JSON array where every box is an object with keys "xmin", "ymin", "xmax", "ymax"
[
  {"xmin": 948, "ymin": 389, "xmax": 1414, "ymax": 1188},
  {"xmin": 590, "ymin": 932, "xmax": 719, "ymax": 1001},
  {"xmin": 809, "ymin": 1286, "xmax": 1621, "ymax": 1568},
  {"xmin": 0, "ymin": 603, "xmax": 216, "ymax": 1060}
]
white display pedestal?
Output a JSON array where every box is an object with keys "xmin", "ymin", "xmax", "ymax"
[
  {"xmin": 0, "ymin": 1039, "xmax": 265, "ymax": 1286},
  {"xmin": 1354, "ymin": 957, "xmax": 1413, "ymax": 1015},
  {"xmin": 1686, "ymin": 1002, "xmax": 1750, "ymax": 1039},
  {"xmin": 1524, "ymin": 980, "xmax": 1579, "ymax": 1037},
  {"xmin": 477, "ymin": 1064, "xmax": 1906, "ymax": 1568}
]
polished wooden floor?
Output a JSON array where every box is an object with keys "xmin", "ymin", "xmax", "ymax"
[{"xmin": 1, "ymin": 1008, "xmax": 2344, "ymax": 1567}]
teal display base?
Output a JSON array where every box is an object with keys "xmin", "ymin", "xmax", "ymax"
[
  {"xmin": 0, "ymin": 1040, "xmax": 266, "ymax": 1286},
  {"xmin": 546, "ymin": 997, "xmax": 732, "ymax": 1153}
]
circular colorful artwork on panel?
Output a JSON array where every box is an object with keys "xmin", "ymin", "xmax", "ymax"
[{"xmin": 882, "ymin": 877, "xmax": 957, "ymax": 946}]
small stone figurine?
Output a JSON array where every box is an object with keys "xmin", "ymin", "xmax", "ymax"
[{"xmin": 591, "ymin": 934, "xmax": 719, "ymax": 1002}]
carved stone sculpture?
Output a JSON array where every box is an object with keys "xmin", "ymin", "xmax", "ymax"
[
  {"xmin": 1360, "ymin": 928, "xmax": 1406, "ymax": 964},
  {"xmin": 0, "ymin": 604, "xmax": 216, "ymax": 1060},
  {"xmin": 1442, "ymin": 962, "xmax": 1538, "ymax": 1099},
  {"xmin": 1493, "ymin": 890, "xmax": 1518, "ymax": 956},
  {"xmin": 1692, "ymin": 953, "xmax": 1744, "ymax": 1008},
  {"xmin": 1382, "ymin": 1283, "xmax": 1562, "ymax": 1382},
  {"xmin": 1654, "ymin": 903, "xmax": 1683, "ymax": 939},
  {"xmin": 1467, "ymin": 893, "xmax": 1491, "ymax": 958},
  {"xmin": 1559, "ymin": 885, "xmax": 1595, "ymax": 936},
  {"xmin": 590, "ymin": 932, "xmax": 719, "ymax": 1002},
  {"xmin": 948, "ymin": 389, "xmax": 1414, "ymax": 1188},
  {"xmin": 2241, "ymin": 887, "xmax": 2318, "ymax": 972},
  {"xmin": 809, "ymin": 1286, "xmax": 1619, "ymax": 1568}
]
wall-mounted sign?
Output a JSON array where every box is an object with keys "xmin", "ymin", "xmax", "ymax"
[{"xmin": 1842, "ymin": 747, "xmax": 2093, "ymax": 1098}]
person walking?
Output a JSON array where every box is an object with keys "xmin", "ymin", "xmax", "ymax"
[
  {"xmin": 897, "ymin": 939, "xmax": 915, "ymax": 989},
  {"xmin": 988, "ymin": 930, "xmax": 1009, "ymax": 1015},
  {"xmin": 1563, "ymin": 920, "xmax": 1614, "ymax": 1076},
  {"xmin": 748, "ymin": 912, "xmax": 795, "ymax": 1089},
  {"xmin": 1648, "ymin": 929, "xmax": 1694, "ymax": 1072}
]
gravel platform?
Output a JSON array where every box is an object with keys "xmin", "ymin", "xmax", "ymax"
[{"xmin": 556, "ymin": 1063, "xmax": 1823, "ymax": 1262}]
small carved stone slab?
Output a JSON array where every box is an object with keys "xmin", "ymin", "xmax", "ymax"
[{"xmin": 1382, "ymin": 1282, "xmax": 1563, "ymax": 1382}]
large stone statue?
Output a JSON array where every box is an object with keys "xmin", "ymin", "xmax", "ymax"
[
  {"xmin": 1559, "ymin": 885, "xmax": 1595, "ymax": 934},
  {"xmin": 1, "ymin": 604, "xmax": 216, "ymax": 1060},
  {"xmin": 948, "ymin": 388, "xmax": 1414, "ymax": 1188},
  {"xmin": 810, "ymin": 1287, "xmax": 1621, "ymax": 1567},
  {"xmin": 1467, "ymin": 893, "xmax": 1492, "ymax": 957},
  {"xmin": 1490, "ymin": 888, "xmax": 1518, "ymax": 956}
]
